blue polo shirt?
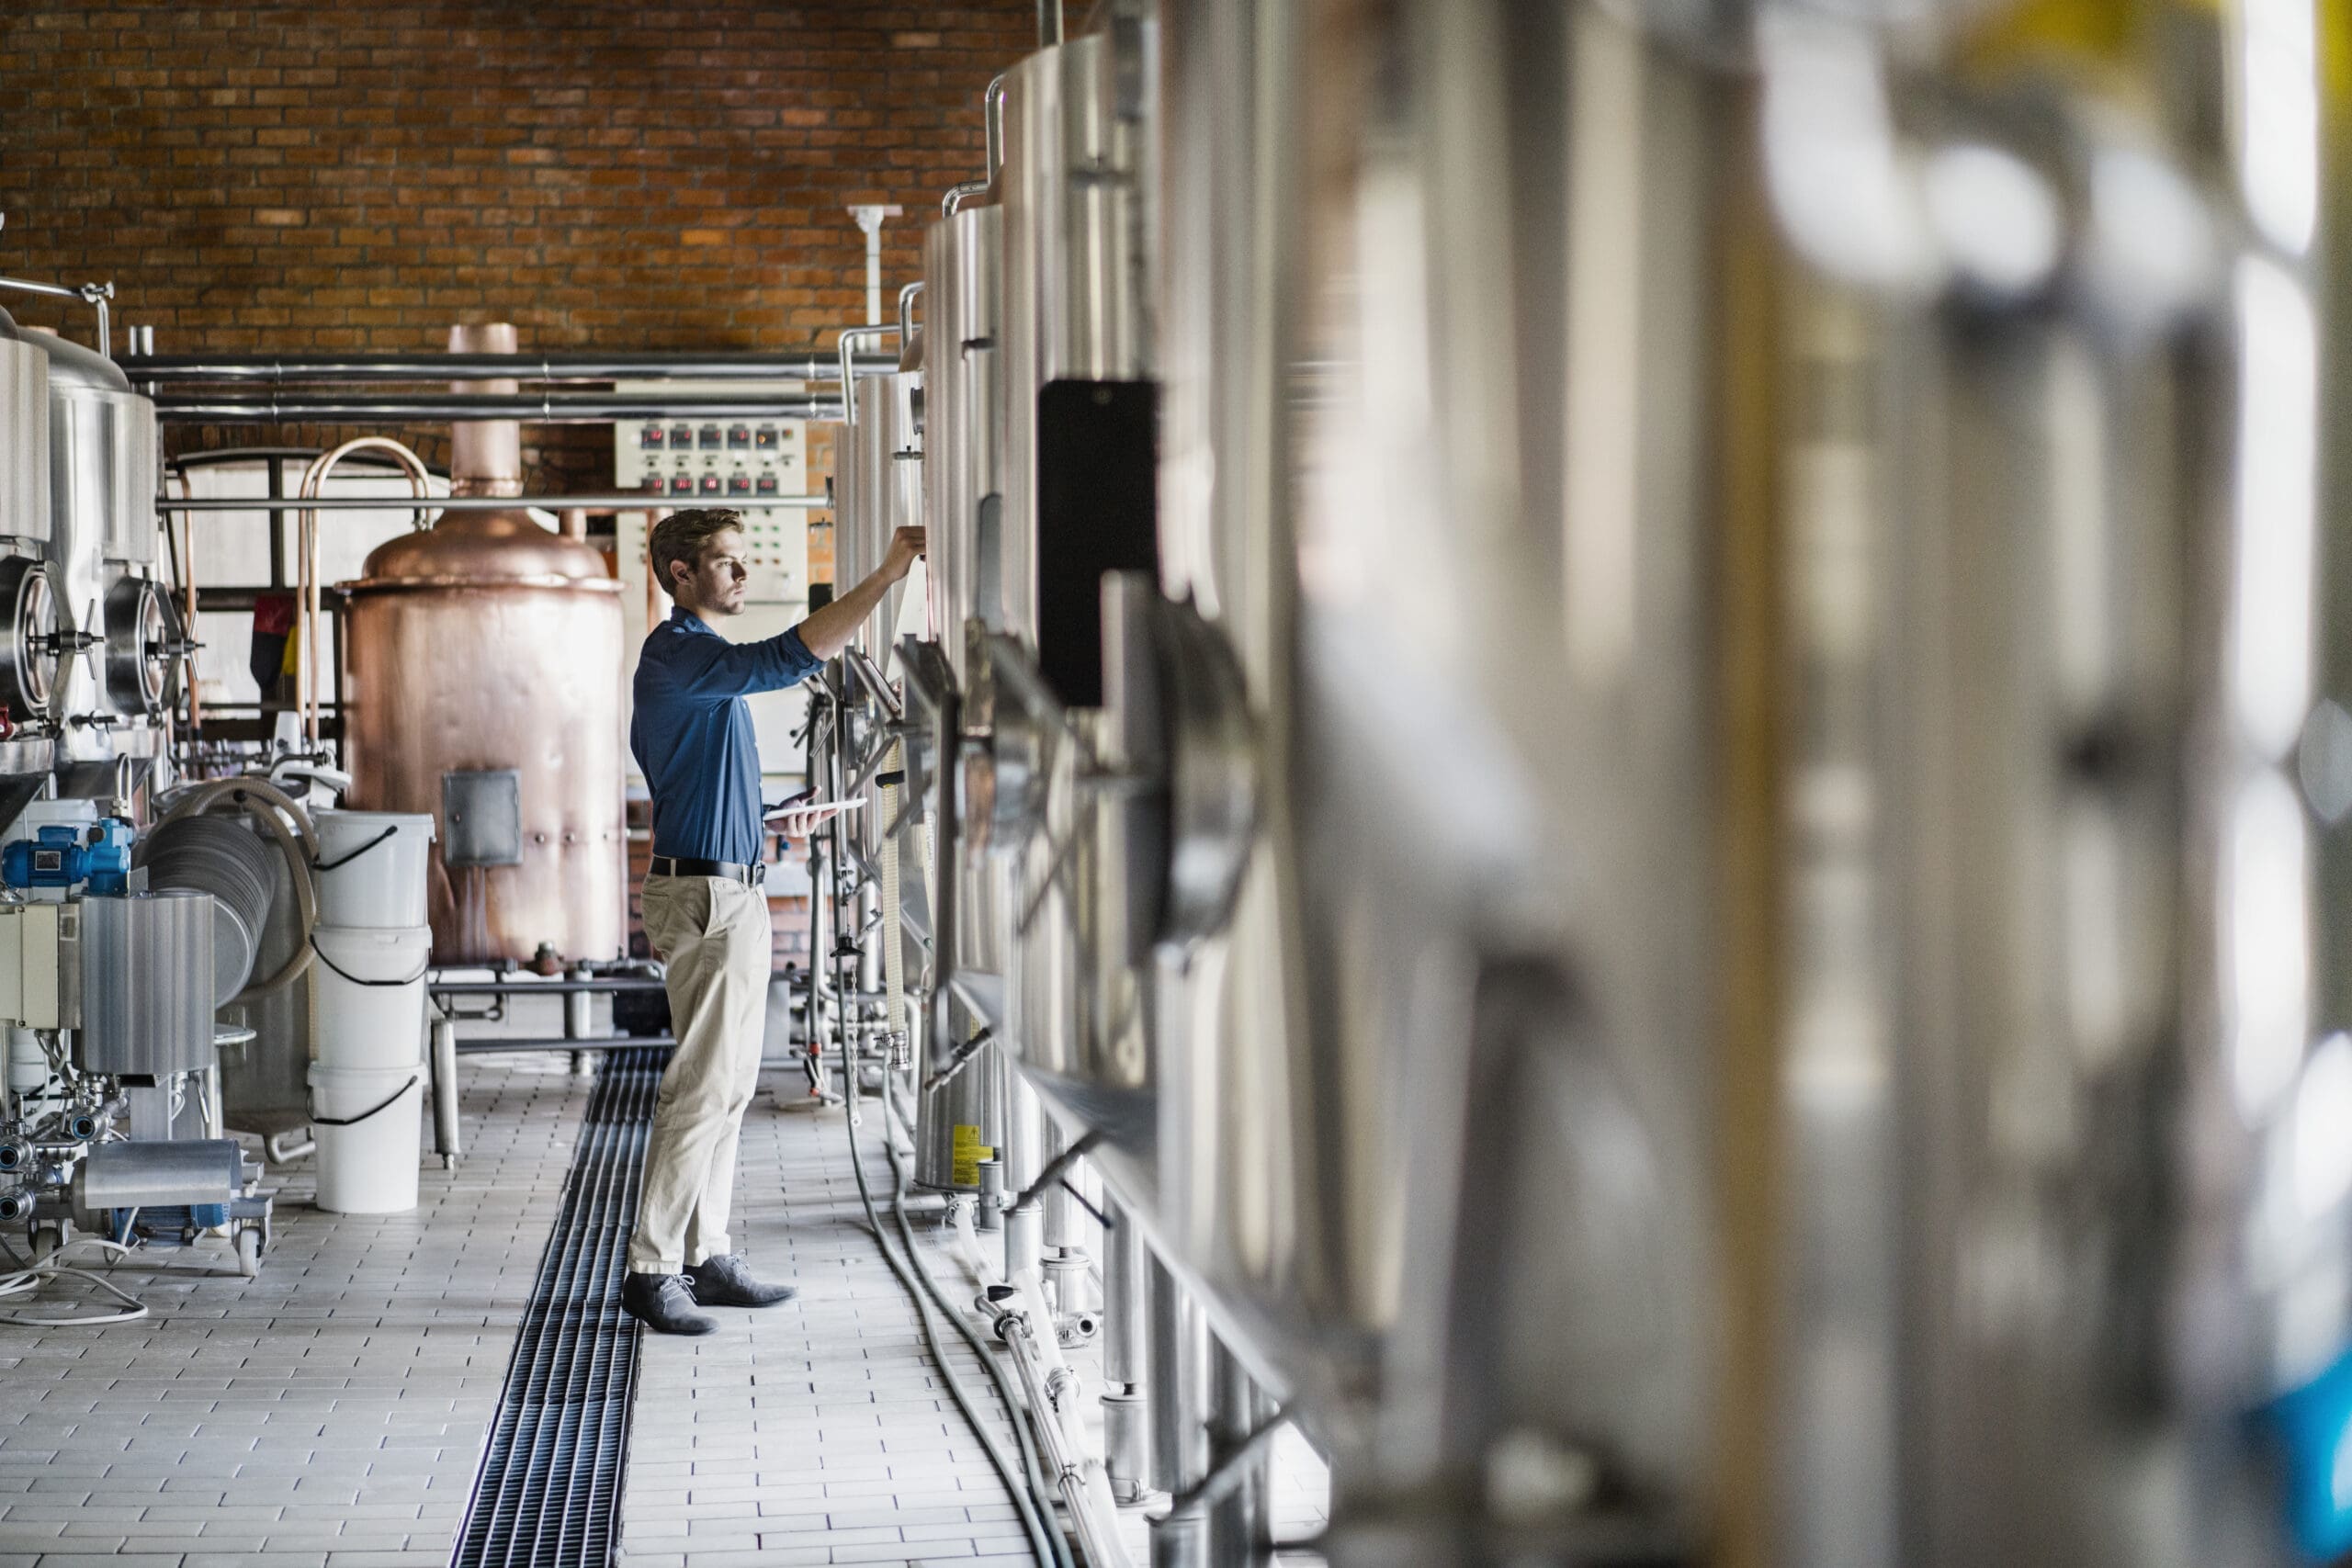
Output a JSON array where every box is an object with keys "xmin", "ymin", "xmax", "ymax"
[{"xmin": 631, "ymin": 608, "xmax": 822, "ymax": 867}]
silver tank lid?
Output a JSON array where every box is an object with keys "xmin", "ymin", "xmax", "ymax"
[{"xmin": 19, "ymin": 327, "xmax": 130, "ymax": 396}]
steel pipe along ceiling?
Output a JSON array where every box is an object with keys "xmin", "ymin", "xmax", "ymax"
[
  {"xmin": 119, "ymin": 349, "xmax": 901, "ymax": 383},
  {"xmin": 152, "ymin": 390, "xmax": 846, "ymax": 423}
]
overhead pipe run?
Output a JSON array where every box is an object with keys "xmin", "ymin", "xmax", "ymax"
[
  {"xmin": 156, "ymin": 493, "xmax": 829, "ymax": 513},
  {"xmin": 151, "ymin": 390, "xmax": 845, "ymax": 423},
  {"xmin": 119, "ymin": 350, "xmax": 899, "ymax": 385}
]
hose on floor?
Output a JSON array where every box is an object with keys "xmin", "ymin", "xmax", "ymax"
[
  {"xmin": 880, "ymin": 1079, "xmax": 1081, "ymax": 1568},
  {"xmin": 843, "ymin": 1068, "xmax": 1070, "ymax": 1568},
  {"xmin": 0, "ymin": 1233, "xmax": 149, "ymax": 1327}
]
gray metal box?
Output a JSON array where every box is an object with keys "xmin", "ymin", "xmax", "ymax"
[{"xmin": 441, "ymin": 769, "xmax": 523, "ymax": 867}]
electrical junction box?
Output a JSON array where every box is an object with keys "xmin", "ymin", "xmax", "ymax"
[
  {"xmin": 614, "ymin": 385, "xmax": 813, "ymax": 795},
  {"xmin": 0, "ymin": 901, "xmax": 70, "ymax": 1030}
]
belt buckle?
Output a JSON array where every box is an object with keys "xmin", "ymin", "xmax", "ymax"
[{"xmin": 749, "ymin": 861, "xmax": 765, "ymax": 888}]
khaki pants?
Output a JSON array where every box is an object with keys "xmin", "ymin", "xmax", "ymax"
[{"xmin": 628, "ymin": 874, "xmax": 773, "ymax": 1275}]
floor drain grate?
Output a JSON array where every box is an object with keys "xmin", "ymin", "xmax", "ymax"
[{"xmin": 452, "ymin": 1047, "xmax": 669, "ymax": 1568}]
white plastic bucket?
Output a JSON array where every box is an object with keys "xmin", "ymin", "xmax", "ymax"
[
  {"xmin": 311, "ymin": 810, "xmax": 436, "ymax": 929},
  {"xmin": 308, "ymin": 1061, "xmax": 422, "ymax": 1214},
  {"xmin": 311, "ymin": 922, "xmax": 431, "ymax": 1070}
]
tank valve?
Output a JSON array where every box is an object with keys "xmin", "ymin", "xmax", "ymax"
[
  {"xmin": 62, "ymin": 1107, "xmax": 100, "ymax": 1144},
  {"xmin": 0, "ymin": 1135, "xmax": 28, "ymax": 1172},
  {"xmin": 0, "ymin": 1188, "xmax": 32, "ymax": 1223}
]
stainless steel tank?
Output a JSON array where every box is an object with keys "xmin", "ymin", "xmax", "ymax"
[
  {"xmin": 924, "ymin": 201, "xmax": 1014, "ymax": 994},
  {"xmin": 21, "ymin": 328, "xmax": 164, "ymax": 762},
  {"xmin": 340, "ymin": 325, "xmax": 627, "ymax": 964},
  {"xmin": 0, "ymin": 312, "xmax": 57, "ymax": 729},
  {"xmin": 989, "ymin": 30, "xmax": 1159, "ymax": 1171},
  {"xmin": 1069, "ymin": 0, "xmax": 1717, "ymax": 1551},
  {"xmin": 74, "ymin": 890, "xmax": 216, "ymax": 1077},
  {"xmin": 923, "ymin": 201, "xmax": 1004, "ymax": 683},
  {"xmin": 998, "ymin": 32, "xmax": 1147, "ymax": 643},
  {"xmin": 849, "ymin": 371, "xmax": 922, "ymax": 660},
  {"xmin": 0, "ymin": 310, "xmax": 51, "ymax": 550}
]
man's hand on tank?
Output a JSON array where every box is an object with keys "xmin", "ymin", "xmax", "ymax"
[{"xmin": 883, "ymin": 525, "xmax": 927, "ymax": 581}]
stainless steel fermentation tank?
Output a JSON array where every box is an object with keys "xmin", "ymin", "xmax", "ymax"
[
  {"xmin": 0, "ymin": 311, "xmax": 57, "ymax": 735},
  {"xmin": 897, "ymin": 2, "xmax": 2352, "ymax": 1566},
  {"xmin": 0, "ymin": 322, "xmax": 175, "ymax": 773},
  {"xmin": 341, "ymin": 324, "xmax": 627, "ymax": 964}
]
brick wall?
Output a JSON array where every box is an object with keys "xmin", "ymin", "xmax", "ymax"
[
  {"xmin": 0, "ymin": 0, "xmax": 1033, "ymax": 964},
  {"xmin": 0, "ymin": 0, "xmax": 1035, "ymax": 505}
]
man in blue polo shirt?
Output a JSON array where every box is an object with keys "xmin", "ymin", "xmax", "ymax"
[{"xmin": 622, "ymin": 505, "xmax": 924, "ymax": 1335}]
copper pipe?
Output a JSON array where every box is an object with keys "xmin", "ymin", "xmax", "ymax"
[
  {"xmin": 447, "ymin": 323, "xmax": 523, "ymax": 497},
  {"xmin": 294, "ymin": 437, "xmax": 433, "ymax": 747}
]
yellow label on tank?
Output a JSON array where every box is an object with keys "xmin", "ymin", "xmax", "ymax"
[{"xmin": 950, "ymin": 1124, "xmax": 992, "ymax": 1188}]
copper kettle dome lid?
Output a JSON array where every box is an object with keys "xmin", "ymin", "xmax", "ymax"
[{"xmin": 353, "ymin": 508, "xmax": 617, "ymax": 591}]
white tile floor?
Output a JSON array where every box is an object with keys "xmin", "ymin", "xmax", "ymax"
[{"xmin": 0, "ymin": 1048, "xmax": 1329, "ymax": 1568}]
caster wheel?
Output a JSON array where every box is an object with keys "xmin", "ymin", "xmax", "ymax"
[
  {"xmin": 29, "ymin": 1225, "xmax": 61, "ymax": 1263},
  {"xmin": 234, "ymin": 1227, "xmax": 261, "ymax": 1279}
]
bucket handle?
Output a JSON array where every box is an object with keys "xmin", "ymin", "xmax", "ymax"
[
  {"xmin": 307, "ymin": 1074, "xmax": 419, "ymax": 1128},
  {"xmin": 308, "ymin": 931, "xmax": 431, "ymax": 988},
  {"xmin": 311, "ymin": 824, "xmax": 400, "ymax": 874}
]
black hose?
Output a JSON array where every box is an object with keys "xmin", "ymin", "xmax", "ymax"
[
  {"xmin": 842, "ymin": 1055, "xmax": 1062, "ymax": 1568},
  {"xmin": 880, "ymin": 1080, "xmax": 1075, "ymax": 1568},
  {"xmin": 821, "ymin": 668, "xmax": 1068, "ymax": 1568}
]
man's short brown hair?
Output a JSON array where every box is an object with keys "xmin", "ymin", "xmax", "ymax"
[{"xmin": 648, "ymin": 508, "xmax": 744, "ymax": 595}]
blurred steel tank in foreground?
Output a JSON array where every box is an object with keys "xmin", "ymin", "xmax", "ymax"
[{"xmin": 340, "ymin": 323, "xmax": 626, "ymax": 964}]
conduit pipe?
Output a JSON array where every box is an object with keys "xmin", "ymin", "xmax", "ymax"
[
  {"xmin": 154, "ymin": 390, "xmax": 842, "ymax": 423},
  {"xmin": 120, "ymin": 350, "xmax": 899, "ymax": 384},
  {"xmin": 158, "ymin": 493, "xmax": 828, "ymax": 514}
]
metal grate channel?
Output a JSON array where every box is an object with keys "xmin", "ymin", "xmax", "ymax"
[{"xmin": 452, "ymin": 1047, "xmax": 669, "ymax": 1568}]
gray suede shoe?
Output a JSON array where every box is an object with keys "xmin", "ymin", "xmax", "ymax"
[
  {"xmin": 685, "ymin": 1253, "xmax": 797, "ymax": 1308},
  {"xmin": 620, "ymin": 1272, "xmax": 718, "ymax": 1336}
]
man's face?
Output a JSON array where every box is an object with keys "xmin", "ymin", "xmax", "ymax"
[{"xmin": 673, "ymin": 528, "xmax": 750, "ymax": 616}]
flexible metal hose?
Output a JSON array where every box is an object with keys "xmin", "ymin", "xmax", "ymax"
[{"xmin": 153, "ymin": 775, "xmax": 319, "ymax": 1000}]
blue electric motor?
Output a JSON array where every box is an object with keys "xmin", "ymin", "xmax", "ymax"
[{"xmin": 1, "ymin": 818, "xmax": 135, "ymax": 895}]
